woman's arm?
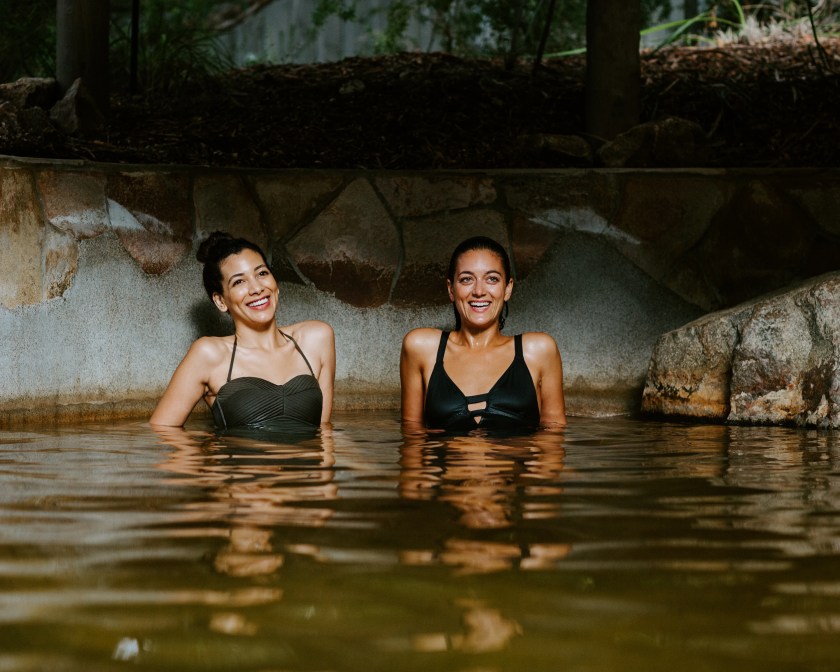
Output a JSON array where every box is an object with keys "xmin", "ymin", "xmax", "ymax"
[
  {"xmin": 524, "ymin": 332, "xmax": 567, "ymax": 428},
  {"xmin": 400, "ymin": 328, "xmax": 438, "ymax": 427},
  {"xmin": 149, "ymin": 338, "xmax": 216, "ymax": 427},
  {"xmin": 308, "ymin": 321, "xmax": 336, "ymax": 424}
]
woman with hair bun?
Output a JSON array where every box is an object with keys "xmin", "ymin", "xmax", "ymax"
[
  {"xmin": 150, "ymin": 231, "xmax": 335, "ymax": 432},
  {"xmin": 400, "ymin": 236, "xmax": 565, "ymax": 432}
]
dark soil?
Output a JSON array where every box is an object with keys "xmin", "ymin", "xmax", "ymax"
[{"xmin": 7, "ymin": 39, "xmax": 840, "ymax": 169}]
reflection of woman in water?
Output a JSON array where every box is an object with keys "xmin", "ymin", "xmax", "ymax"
[
  {"xmin": 151, "ymin": 232, "xmax": 335, "ymax": 432},
  {"xmin": 400, "ymin": 236, "xmax": 566, "ymax": 431},
  {"xmin": 153, "ymin": 424, "xmax": 337, "ymax": 578},
  {"xmin": 399, "ymin": 429, "xmax": 570, "ymax": 573}
]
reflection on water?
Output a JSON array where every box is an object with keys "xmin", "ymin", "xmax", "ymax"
[
  {"xmin": 399, "ymin": 428, "xmax": 570, "ymax": 573},
  {"xmin": 0, "ymin": 414, "xmax": 839, "ymax": 670}
]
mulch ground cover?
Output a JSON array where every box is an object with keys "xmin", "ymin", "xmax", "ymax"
[{"xmin": 6, "ymin": 38, "xmax": 840, "ymax": 168}]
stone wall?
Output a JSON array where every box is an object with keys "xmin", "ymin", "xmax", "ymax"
[{"xmin": 2, "ymin": 156, "xmax": 839, "ymax": 425}]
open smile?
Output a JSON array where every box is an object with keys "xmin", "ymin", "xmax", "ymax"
[{"xmin": 247, "ymin": 296, "xmax": 270, "ymax": 309}]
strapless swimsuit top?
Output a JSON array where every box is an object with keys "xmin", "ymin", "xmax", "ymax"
[
  {"xmin": 424, "ymin": 331, "xmax": 540, "ymax": 431},
  {"xmin": 211, "ymin": 331, "xmax": 322, "ymax": 432}
]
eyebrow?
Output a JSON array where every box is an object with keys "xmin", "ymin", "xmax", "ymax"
[{"xmin": 226, "ymin": 264, "xmax": 268, "ymax": 283}]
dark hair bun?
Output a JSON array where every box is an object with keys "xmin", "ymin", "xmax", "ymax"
[
  {"xmin": 196, "ymin": 231, "xmax": 234, "ymax": 264},
  {"xmin": 196, "ymin": 231, "xmax": 269, "ymax": 300}
]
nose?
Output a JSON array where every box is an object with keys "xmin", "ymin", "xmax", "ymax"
[{"xmin": 247, "ymin": 278, "xmax": 262, "ymax": 294}]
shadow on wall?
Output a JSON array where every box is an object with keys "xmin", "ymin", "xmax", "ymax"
[{"xmin": 191, "ymin": 301, "xmax": 233, "ymax": 338}]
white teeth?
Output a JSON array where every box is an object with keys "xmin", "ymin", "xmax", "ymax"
[
  {"xmin": 248, "ymin": 297, "xmax": 268, "ymax": 307},
  {"xmin": 470, "ymin": 301, "xmax": 490, "ymax": 307}
]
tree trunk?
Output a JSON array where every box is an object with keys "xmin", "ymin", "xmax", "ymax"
[
  {"xmin": 56, "ymin": 0, "xmax": 110, "ymax": 113},
  {"xmin": 585, "ymin": 0, "xmax": 641, "ymax": 140}
]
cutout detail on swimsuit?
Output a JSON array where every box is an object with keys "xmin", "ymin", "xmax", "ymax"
[{"xmin": 424, "ymin": 331, "xmax": 540, "ymax": 431}]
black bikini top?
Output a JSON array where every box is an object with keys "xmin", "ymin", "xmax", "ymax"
[
  {"xmin": 424, "ymin": 331, "xmax": 540, "ymax": 431},
  {"xmin": 211, "ymin": 330, "xmax": 323, "ymax": 432}
]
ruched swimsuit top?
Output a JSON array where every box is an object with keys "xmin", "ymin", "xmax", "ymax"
[
  {"xmin": 211, "ymin": 331, "xmax": 322, "ymax": 432},
  {"xmin": 424, "ymin": 331, "xmax": 540, "ymax": 431}
]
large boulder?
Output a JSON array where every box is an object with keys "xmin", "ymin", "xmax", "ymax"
[{"xmin": 642, "ymin": 272, "xmax": 840, "ymax": 427}]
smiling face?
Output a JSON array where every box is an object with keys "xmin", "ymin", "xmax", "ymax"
[
  {"xmin": 212, "ymin": 248, "xmax": 279, "ymax": 325},
  {"xmin": 447, "ymin": 248, "xmax": 513, "ymax": 331}
]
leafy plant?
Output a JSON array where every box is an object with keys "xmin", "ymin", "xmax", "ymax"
[
  {"xmin": 109, "ymin": 0, "xmax": 235, "ymax": 96},
  {"xmin": 0, "ymin": 0, "xmax": 238, "ymax": 95},
  {"xmin": 654, "ymin": 0, "xmax": 840, "ymax": 49},
  {"xmin": 311, "ymin": 0, "xmax": 674, "ymax": 65},
  {"xmin": 0, "ymin": 0, "xmax": 55, "ymax": 83}
]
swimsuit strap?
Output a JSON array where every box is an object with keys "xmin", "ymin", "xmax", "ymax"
[
  {"xmin": 435, "ymin": 331, "xmax": 450, "ymax": 364},
  {"xmin": 226, "ymin": 331, "xmax": 315, "ymax": 382},
  {"xmin": 438, "ymin": 331, "xmax": 490, "ymax": 414},
  {"xmin": 226, "ymin": 335, "xmax": 238, "ymax": 382},
  {"xmin": 280, "ymin": 330, "xmax": 316, "ymax": 377},
  {"xmin": 514, "ymin": 333, "xmax": 523, "ymax": 358}
]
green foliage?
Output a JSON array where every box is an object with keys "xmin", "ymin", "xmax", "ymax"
[
  {"xmin": 419, "ymin": 0, "xmax": 501, "ymax": 54},
  {"xmin": 656, "ymin": 0, "xmax": 840, "ymax": 49},
  {"xmin": 313, "ymin": 0, "xmax": 359, "ymax": 26},
  {"xmin": 3, "ymin": 0, "xmax": 838, "ymax": 91},
  {"xmin": 110, "ymin": 0, "xmax": 235, "ymax": 96},
  {"xmin": 0, "ymin": 0, "xmax": 55, "ymax": 82},
  {"xmin": 311, "ymin": 0, "xmax": 675, "ymax": 62},
  {"xmin": 310, "ymin": 0, "xmax": 840, "ymax": 62},
  {"xmin": 0, "ymin": 0, "xmax": 236, "ymax": 94},
  {"xmin": 377, "ymin": 2, "xmax": 414, "ymax": 53}
]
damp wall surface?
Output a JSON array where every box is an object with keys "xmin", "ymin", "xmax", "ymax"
[{"xmin": 2, "ymin": 155, "xmax": 840, "ymax": 425}]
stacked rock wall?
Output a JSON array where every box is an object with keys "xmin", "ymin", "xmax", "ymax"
[{"xmin": 2, "ymin": 156, "xmax": 840, "ymax": 425}]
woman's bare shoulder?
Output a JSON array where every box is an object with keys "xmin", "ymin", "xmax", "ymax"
[
  {"xmin": 402, "ymin": 327, "xmax": 443, "ymax": 353},
  {"xmin": 187, "ymin": 335, "xmax": 232, "ymax": 364},
  {"xmin": 521, "ymin": 331, "xmax": 561, "ymax": 358},
  {"xmin": 282, "ymin": 320, "xmax": 334, "ymax": 343}
]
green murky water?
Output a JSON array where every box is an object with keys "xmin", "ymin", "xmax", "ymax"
[{"xmin": 1, "ymin": 412, "xmax": 839, "ymax": 671}]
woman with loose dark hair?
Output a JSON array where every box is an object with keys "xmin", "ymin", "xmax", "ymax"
[
  {"xmin": 400, "ymin": 236, "xmax": 565, "ymax": 431},
  {"xmin": 150, "ymin": 231, "xmax": 335, "ymax": 431}
]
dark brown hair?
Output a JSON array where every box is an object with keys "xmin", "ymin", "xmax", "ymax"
[{"xmin": 197, "ymin": 231, "xmax": 269, "ymax": 299}]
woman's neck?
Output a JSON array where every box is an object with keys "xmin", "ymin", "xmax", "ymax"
[
  {"xmin": 233, "ymin": 322, "xmax": 280, "ymax": 350},
  {"xmin": 454, "ymin": 325, "xmax": 505, "ymax": 349}
]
